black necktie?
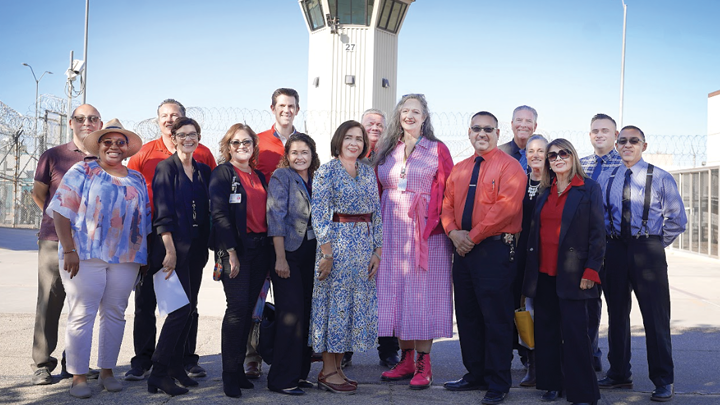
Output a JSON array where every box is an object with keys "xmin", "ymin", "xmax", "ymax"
[
  {"xmin": 591, "ymin": 156, "xmax": 603, "ymax": 181},
  {"xmin": 462, "ymin": 156, "xmax": 483, "ymax": 231},
  {"xmin": 621, "ymin": 168, "xmax": 632, "ymax": 239}
]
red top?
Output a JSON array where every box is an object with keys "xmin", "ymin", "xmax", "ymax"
[
  {"xmin": 539, "ymin": 175, "xmax": 601, "ymax": 283},
  {"xmin": 233, "ymin": 166, "xmax": 268, "ymax": 234},
  {"xmin": 256, "ymin": 125, "xmax": 287, "ymax": 181},
  {"xmin": 127, "ymin": 137, "xmax": 217, "ymax": 214},
  {"xmin": 441, "ymin": 147, "xmax": 527, "ymax": 243}
]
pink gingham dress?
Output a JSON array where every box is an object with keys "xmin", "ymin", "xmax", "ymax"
[{"xmin": 376, "ymin": 138, "xmax": 453, "ymax": 340}]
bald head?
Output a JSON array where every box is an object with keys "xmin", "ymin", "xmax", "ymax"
[{"xmin": 70, "ymin": 104, "xmax": 103, "ymax": 144}]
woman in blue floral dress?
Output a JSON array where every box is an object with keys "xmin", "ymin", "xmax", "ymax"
[{"xmin": 310, "ymin": 120, "xmax": 382, "ymax": 394}]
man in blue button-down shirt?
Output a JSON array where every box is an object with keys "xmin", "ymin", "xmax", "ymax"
[
  {"xmin": 597, "ymin": 125, "xmax": 686, "ymax": 402},
  {"xmin": 579, "ymin": 113, "xmax": 623, "ymax": 373}
]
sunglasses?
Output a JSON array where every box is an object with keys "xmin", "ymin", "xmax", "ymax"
[
  {"xmin": 547, "ymin": 149, "xmax": 571, "ymax": 161},
  {"xmin": 174, "ymin": 132, "xmax": 199, "ymax": 140},
  {"xmin": 73, "ymin": 115, "xmax": 101, "ymax": 124},
  {"xmin": 617, "ymin": 137, "xmax": 644, "ymax": 145},
  {"xmin": 99, "ymin": 139, "xmax": 128, "ymax": 148},
  {"xmin": 470, "ymin": 126, "xmax": 496, "ymax": 134},
  {"xmin": 230, "ymin": 139, "xmax": 253, "ymax": 148}
]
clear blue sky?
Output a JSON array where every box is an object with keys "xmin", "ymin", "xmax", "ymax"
[{"xmin": 1, "ymin": 0, "xmax": 718, "ymax": 136}]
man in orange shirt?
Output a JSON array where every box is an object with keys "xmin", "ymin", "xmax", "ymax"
[
  {"xmin": 125, "ymin": 99, "xmax": 217, "ymax": 381},
  {"xmin": 441, "ymin": 111, "xmax": 526, "ymax": 405},
  {"xmin": 256, "ymin": 88, "xmax": 300, "ymax": 180}
]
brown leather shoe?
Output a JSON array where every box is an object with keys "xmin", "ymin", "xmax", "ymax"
[
  {"xmin": 244, "ymin": 362, "xmax": 261, "ymax": 379},
  {"xmin": 318, "ymin": 371, "xmax": 356, "ymax": 394}
]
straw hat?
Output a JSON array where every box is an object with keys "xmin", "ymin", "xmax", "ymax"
[{"xmin": 84, "ymin": 118, "xmax": 143, "ymax": 157}]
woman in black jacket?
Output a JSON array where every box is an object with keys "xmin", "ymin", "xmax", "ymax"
[
  {"xmin": 209, "ymin": 123, "xmax": 273, "ymax": 398},
  {"xmin": 523, "ymin": 138, "xmax": 604, "ymax": 405},
  {"xmin": 148, "ymin": 117, "xmax": 211, "ymax": 396}
]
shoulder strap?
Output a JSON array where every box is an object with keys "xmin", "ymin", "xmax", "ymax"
[
  {"xmin": 606, "ymin": 166, "xmax": 621, "ymax": 237},
  {"xmin": 637, "ymin": 164, "xmax": 654, "ymax": 238}
]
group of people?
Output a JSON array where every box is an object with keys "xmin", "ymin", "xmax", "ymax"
[{"xmin": 29, "ymin": 89, "xmax": 686, "ymax": 405}]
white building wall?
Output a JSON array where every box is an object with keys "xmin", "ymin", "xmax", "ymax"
[{"xmin": 707, "ymin": 90, "xmax": 720, "ymax": 165}]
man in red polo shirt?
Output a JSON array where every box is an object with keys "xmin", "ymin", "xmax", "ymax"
[
  {"xmin": 125, "ymin": 99, "xmax": 217, "ymax": 381},
  {"xmin": 256, "ymin": 88, "xmax": 300, "ymax": 180}
]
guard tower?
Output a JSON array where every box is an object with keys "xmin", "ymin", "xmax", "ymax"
[{"xmin": 298, "ymin": 0, "xmax": 415, "ymax": 160}]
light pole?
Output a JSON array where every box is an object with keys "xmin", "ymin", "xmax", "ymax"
[
  {"xmin": 22, "ymin": 63, "xmax": 53, "ymax": 151},
  {"xmin": 619, "ymin": 0, "xmax": 627, "ymax": 128}
]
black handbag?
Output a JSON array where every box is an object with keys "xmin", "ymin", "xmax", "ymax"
[{"xmin": 257, "ymin": 301, "xmax": 276, "ymax": 364}]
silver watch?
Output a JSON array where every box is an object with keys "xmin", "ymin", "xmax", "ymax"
[{"xmin": 322, "ymin": 253, "xmax": 333, "ymax": 260}]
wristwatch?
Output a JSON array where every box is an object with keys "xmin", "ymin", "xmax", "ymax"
[{"xmin": 322, "ymin": 253, "xmax": 333, "ymax": 260}]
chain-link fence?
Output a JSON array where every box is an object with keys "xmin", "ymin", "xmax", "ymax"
[{"xmin": 0, "ymin": 99, "xmax": 707, "ymax": 229}]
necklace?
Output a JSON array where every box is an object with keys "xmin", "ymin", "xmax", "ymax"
[{"xmin": 528, "ymin": 180, "xmax": 540, "ymax": 200}]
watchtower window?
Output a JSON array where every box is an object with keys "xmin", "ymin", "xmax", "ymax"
[
  {"xmin": 302, "ymin": 0, "xmax": 326, "ymax": 31},
  {"xmin": 377, "ymin": 0, "xmax": 407, "ymax": 33}
]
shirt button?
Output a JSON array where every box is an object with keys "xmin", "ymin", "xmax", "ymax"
[
  {"xmin": 569, "ymin": 247, "xmax": 574, "ymax": 252},
  {"xmin": 529, "ymin": 248, "xmax": 534, "ymax": 252}
]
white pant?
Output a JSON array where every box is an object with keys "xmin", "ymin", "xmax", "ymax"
[{"xmin": 59, "ymin": 258, "xmax": 139, "ymax": 374}]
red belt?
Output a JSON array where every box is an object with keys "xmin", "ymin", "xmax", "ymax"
[{"xmin": 332, "ymin": 213, "xmax": 372, "ymax": 223}]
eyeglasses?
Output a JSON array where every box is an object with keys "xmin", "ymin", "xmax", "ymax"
[
  {"xmin": 99, "ymin": 139, "xmax": 128, "ymax": 148},
  {"xmin": 230, "ymin": 139, "xmax": 253, "ymax": 148},
  {"xmin": 73, "ymin": 115, "xmax": 101, "ymax": 124},
  {"xmin": 402, "ymin": 93, "xmax": 425, "ymax": 99},
  {"xmin": 174, "ymin": 132, "xmax": 199, "ymax": 140},
  {"xmin": 470, "ymin": 126, "xmax": 496, "ymax": 134},
  {"xmin": 546, "ymin": 149, "xmax": 571, "ymax": 161},
  {"xmin": 617, "ymin": 137, "xmax": 644, "ymax": 145}
]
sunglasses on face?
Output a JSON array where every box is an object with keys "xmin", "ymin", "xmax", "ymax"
[
  {"xmin": 99, "ymin": 139, "xmax": 128, "ymax": 148},
  {"xmin": 617, "ymin": 137, "xmax": 644, "ymax": 145},
  {"xmin": 547, "ymin": 149, "xmax": 571, "ymax": 161},
  {"xmin": 174, "ymin": 132, "xmax": 199, "ymax": 140},
  {"xmin": 73, "ymin": 115, "xmax": 101, "ymax": 124},
  {"xmin": 230, "ymin": 139, "xmax": 253, "ymax": 148},
  {"xmin": 470, "ymin": 126, "xmax": 496, "ymax": 134}
]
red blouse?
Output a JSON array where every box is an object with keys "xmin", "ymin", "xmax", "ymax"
[
  {"xmin": 538, "ymin": 175, "xmax": 601, "ymax": 284},
  {"xmin": 233, "ymin": 166, "xmax": 268, "ymax": 234}
]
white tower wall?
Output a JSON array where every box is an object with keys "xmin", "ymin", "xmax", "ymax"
[{"xmin": 708, "ymin": 90, "xmax": 720, "ymax": 165}]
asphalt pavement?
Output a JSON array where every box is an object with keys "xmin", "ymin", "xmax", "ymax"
[{"xmin": 0, "ymin": 226, "xmax": 719, "ymax": 404}]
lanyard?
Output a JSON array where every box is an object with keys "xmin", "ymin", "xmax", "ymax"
[{"xmin": 400, "ymin": 135, "xmax": 423, "ymax": 178}]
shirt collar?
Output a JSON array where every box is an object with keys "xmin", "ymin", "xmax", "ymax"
[
  {"xmin": 597, "ymin": 148, "xmax": 620, "ymax": 163},
  {"xmin": 273, "ymin": 124, "xmax": 296, "ymax": 144},
  {"xmin": 551, "ymin": 174, "xmax": 585, "ymax": 196},
  {"xmin": 475, "ymin": 146, "xmax": 500, "ymax": 161}
]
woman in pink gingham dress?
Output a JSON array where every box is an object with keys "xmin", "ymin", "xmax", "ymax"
[{"xmin": 373, "ymin": 94, "xmax": 453, "ymax": 389}]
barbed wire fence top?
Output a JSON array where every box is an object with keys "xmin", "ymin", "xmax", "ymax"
[{"xmin": 0, "ymin": 99, "xmax": 708, "ymax": 228}]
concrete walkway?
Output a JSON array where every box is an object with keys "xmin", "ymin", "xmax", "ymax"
[{"xmin": 0, "ymin": 226, "xmax": 719, "ymax": 404}]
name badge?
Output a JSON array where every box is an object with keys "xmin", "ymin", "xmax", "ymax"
[
  {"xmin": 398, "ymin": 177, "xmax": 407, "ymax": 192},
  {"xmin": 229, "ymin": 193, "xmax": 242, "ymax": 204},
  {"xmin": 307, "ymin": 228, "xmax": 316, "ymax": 240}
]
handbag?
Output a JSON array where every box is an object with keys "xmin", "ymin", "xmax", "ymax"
[
  {"xmin": 258, "ymin": 301, "xmax": 276, "ymax": 364},
  {"xmin": 514, "ymin": 306, "xmax": 535, "ymax": 349}
]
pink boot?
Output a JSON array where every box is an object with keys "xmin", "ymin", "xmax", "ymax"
[
  {"xmin": 409, "ymin": 352, "xmax": 432, "ymax": 389},
  {"xmin": 381, "ymin": 349, "xmax": 415, "ymax": 381}
]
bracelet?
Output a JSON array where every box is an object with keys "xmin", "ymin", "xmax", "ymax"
[
  {"xmin": 321, "ymin": 253, "xmax": 333, "ymax": 260},
  {"xmin": 226, "ymin": 247, "xmax": 235, "ymax": 252},
  {"xmin": 64, "ymin": 249, "xmax": 77, "ymax": 255},
  {"xmin": 373, "ymin": 251, "xmax": 381, "ymax": 260}
]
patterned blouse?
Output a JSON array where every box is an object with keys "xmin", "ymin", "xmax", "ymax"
[{"xmin": 47, "ymin": 160, "xmax": 151, "ymax": 264}]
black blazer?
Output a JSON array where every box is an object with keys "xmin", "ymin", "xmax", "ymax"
[
  {"xmin": 208, "ymin": 161, "xmax": 267, "ymax": 255},
  {"xmin": 150, "ymin": 153, "xmax": 211, "ymax": 270},
  {"xmin": 523, "ymin": 177, "xmax": 605, "ymax": 300}
]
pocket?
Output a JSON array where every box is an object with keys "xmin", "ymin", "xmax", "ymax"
[{"xmin": 479, "ymin": 181, "xmax": 497, "ymax": 204}]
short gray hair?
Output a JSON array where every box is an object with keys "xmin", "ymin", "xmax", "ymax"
[
  {"xmin": 512, "ymin": 105, "xmax": 538, "ymax": 121},
  {"xmin": 361, "ymin": 108, "xmax": 386, "ymax": 124}
]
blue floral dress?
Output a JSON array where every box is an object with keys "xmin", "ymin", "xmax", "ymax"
[{"xmin": 309, "ymin": 159, "xmax": 382, "ymax": 353}]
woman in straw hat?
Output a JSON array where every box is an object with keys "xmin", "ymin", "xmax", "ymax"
[{"xmin": 47, "ymin": 119, "xmax": 151, "ymax": 399}]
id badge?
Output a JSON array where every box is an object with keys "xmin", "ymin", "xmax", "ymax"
[
  {"xmin": 229, "ymin": 193, "xmax": 242, "ymax": 204},
  {"xmin": 398, "ymin": 177, "xmax": 407, "ymax": 192},
  {"xmin": 307, "ymin": 228, "xmax": 316, "ymax": 240}
]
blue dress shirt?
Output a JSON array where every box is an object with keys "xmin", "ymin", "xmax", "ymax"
[
  {"xmin": 598, "ymin": 159, "xmax": 687, "ymax": 247},
  {"xmin": 580, "ymin": 149, "xmax": 622, "ymax": 179}
]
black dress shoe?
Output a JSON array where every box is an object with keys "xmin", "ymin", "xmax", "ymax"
[
  {"xmin": 651, "ymin": 384, "xmax": 674, "ymax": 402},
  {"xmin": 444, "ymin": 377, "xmax": 488, "ymax": 391},
  {"xmin": 592, "ymin": 356, "xmax": 602, "ymax": 372},
  {"xmin": 269, "ymin": 386, "xmax": 305, "ymax": 395},
  {"xmin": 481, "ymin": 390, "xmax": 507, "ymax": 404},
  {"xmin": 598, "ymin": 376, "xmax": 633, "ymax": 389},
  {"xmin": 298, "ymin": 379, "xmax": 314, "ymax": 389},
  {"xmin": 541, "ymin": 390, "xmax": 563, "ymax": 401},
  {"xmin": 379, "ymin": 353, "xmax": 400, "ymax": 368}
]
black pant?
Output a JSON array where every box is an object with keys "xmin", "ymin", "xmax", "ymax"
[
  {"xmin": 221, "ymin": 241, "xmax": 273, "ymax": 373},
  {"xmin": 452, "ymin": 239, "xmax": 514, "ymax": 393},
  {"xmin": 535, "ymin": 273, "xmax": 601, "ymax": 403},
  {"xmin": 267, "ymin": 236, "xmax": 316, "ymax": 390},
  {"xmin": 603, "ymin": 237, "xmax": 673, "ymax": 386},
  {"xmin": 587, "ymin": 285, "xmax": 603, "ymax": 361},
  {"xmin": 378, "ymin": 337, "xmax": 399, "ymax": 358},
  {"xmin": 152, "ymin": 238, "xmax": 208, "ymax": 368},
  {"xmin": 132, "ymin": 238, "xmax": 204, "ymax": 370}
]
